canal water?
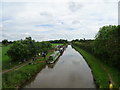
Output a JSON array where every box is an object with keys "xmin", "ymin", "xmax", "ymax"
[{"xmin": 23, "ymin": 45, "xmax": 95, "ymax": 88}]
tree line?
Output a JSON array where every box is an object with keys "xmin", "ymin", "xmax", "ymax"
[
  {"xmin": 7, "ymin": 37, "xmax": 52, "ymax": 62},
  {"xmin": 72, "ymin": 25, "xmax": 120, "ymax": 70},
  {"xmin": 2, "ymin": 39, "xmax": 14, "ymax": 45},
  {"xmin": 49, "ymin": 39, "xmax": 68, "ymax": 44}
]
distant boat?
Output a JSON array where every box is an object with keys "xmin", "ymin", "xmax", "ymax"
[{"xmin": 46, "ymin": 51, "xmax": 61, "ymax": 64}]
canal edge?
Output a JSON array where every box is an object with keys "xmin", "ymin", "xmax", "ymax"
[{"xmin": 71, "ymin": 45, "xmax": 99, "ymax": 89}]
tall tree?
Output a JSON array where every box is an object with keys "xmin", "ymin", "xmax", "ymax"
[{"xmin": 2, "ymin": 39, "xmax": 8, "ymax": 46}]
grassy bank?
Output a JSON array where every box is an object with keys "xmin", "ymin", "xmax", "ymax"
[
  {"xmin": 2, "ymin": 62, "xmax": 46, "ymax": 89},
  {"xmin": 1, "ymin": 43, "xmax": 60, "ymax": 70},
  {"xmin": 2, "ymin": 44, "xmax": 22, "ymax": 70},
  {"xmin": 2, "ymin": 51, "xmax": 52, "ymax": 89},
  {"xmin": 0, "ymin": 47, "xmax": 2, "ymax": 72},
  {"xmin": 2, "ymin": 43, "xmax": 63, "ymax": 89},
  {"xmin": 51, "ymin": 43, "xmax": 64, "ymax": 47},
  {"xmin": 72, "ymin": 45, "xmax": 119, "ymax": 88}
]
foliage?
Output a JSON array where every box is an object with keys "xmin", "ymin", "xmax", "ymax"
[
  {"xmin": 7, "ymin": 41, "xmax": 29, "ymax": 62},
  {"xmin": 72, "ymin": 45, "xmax": 119, "ymax": 88},
  {"xmin": 49, "ymin": 39, "xmax": 68, "ymax": 44},
  {"xmin": 2, "ymin": 44, "xmax": 20, "ymax": 70},
  {"xmin": 2, "ymin": 62, "xmax": 46, "ymax": 88},
  {"xmin": 72, "ymin": 40, "xmax": 94, "ymax": 53},
  {"xmin": 2, "ymin": 39, "xmax": 8, "ymax": 46},
  {"xmin": 94, "ymin": 25, "xmax": 120, "ymax": 69},
  {"xmin": 2, "ymin": 40, "xmax": 14, "ymax": 45},
  {"xmin": 2, "ymin": 47, "xmax": 54, "ymax": 88},
  {"xmin": 40, "ymin": 41, "xmax": 52, "ymax": 54},
  {"xmin": 7, "ymin": 37, "xmax": 52, "ymax": 62},
  {"xmin": 72, "ymin": 25, "xmax": 120, "ymax": 70}
]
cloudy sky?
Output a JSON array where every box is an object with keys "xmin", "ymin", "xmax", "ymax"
[{"xmin": 0, "ymin": 0, "xmax": 119, "ymax": 41}]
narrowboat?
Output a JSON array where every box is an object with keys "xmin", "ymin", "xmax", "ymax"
[{"xmin": 46, "ymin": 51, "xmax": 61, "ymax": 64}]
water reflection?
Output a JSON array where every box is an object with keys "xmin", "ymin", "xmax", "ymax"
[{"xmin": 23, "ymin": 45, "xmax": 95, "ymax": 88}]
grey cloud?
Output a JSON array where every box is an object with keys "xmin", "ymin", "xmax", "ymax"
[
  {"xmin": 40, "ymin": 12, "xmax": 53, "ymax": 17},
  {"xmin": 72, "ymin": 20, "xmax": 80, "ymax": 24},
  {"xmin": 1, "ymin": 1, "xmax": 117, "ymax": 41},
  {"xmin": 2, "ymin": 33, "xmax": 48, "ymax": 41},
  {"xmin": 68, "ymin": 2, "xmax": 83, "ymax": 12}
]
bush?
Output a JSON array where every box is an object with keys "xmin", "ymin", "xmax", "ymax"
[
  {"xmin": 7, "ymin": 37, "xmax": 52, "ymax": 62},
  {"xmin": 72, "ymin": 25, "xmax": 120, "ymax": 70}
]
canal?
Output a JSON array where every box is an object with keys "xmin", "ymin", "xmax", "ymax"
[{"xmin": 23, "ymin": 45, "xmax": 95, "ymax": 88}]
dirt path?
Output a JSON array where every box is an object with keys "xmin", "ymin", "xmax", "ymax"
[
  {"xmin": 2, "ymin": 56, "xmax": 46, "ymax": 74},
  {"xmin": 2, "ymin": 60, "xmax": 32, "ymax": 74}
]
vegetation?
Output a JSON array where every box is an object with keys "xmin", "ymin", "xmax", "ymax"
[
  {"xmin": 2, "ymin": 44, "xmax": 14, "ymax": 70},
  {"xmin": 2, "ymin": 37, "xmax": 52, "ymax": 70},
  {"xmin": 72, "ymin": 40, "xmax": 94, "ymax": 53},
  {"xmin": 72, "ymin": 45, "xmax": 119, "ymax": 88},
  {"xmin": 2, "ymin": 39, "xmax": 14, "ymax": 46},
  {"xmin": 49, "ymin": 39, "xmax": 68, "ymax": 44},
  {"xmin": 52, "ymin": 43, "xmax": 64, "ymax": 47},
  {"xmin": 2, "ymin": 60, "xmax": 46, "ymax": 88},
  {"xmin": 0, "ymin": 46, "xmax": 1, "ymax": 89},
  {"xmin": 72, "ymin": 25, "xmax": 120, "ymax": 70},
  {"xmin": 2, "ymin": 42, "xmax": 64, "ymax": 88},
  {"xmin": 2, "ymin": 24, "xmax": 119, "ymax": 88},
  {"xmin": 94, "ymin": 25, "xmax": 120, "ymax": 70},
  {"xmin": 2, "ymin": 39, "xmax": 8, "ymax": 46},
  {"xmin": 72, "ymin": 25, "xmax": 120, "ymax": 88},
  {"xmin": 7, "ymin": 37, "xmax": 52, "ymax": 62}
]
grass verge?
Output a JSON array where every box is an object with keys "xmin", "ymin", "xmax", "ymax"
[
  {"xmin": 2, "ymin": 43, "xmax": 63, "ymax": 70},
  {"xmin": 51, "ymin": 43, "xmax": 64, "ymax": 47},
  {"xmin": 2, "ymin": 49, "xmax": 55, "ymax": 89},
  {"xmin": 2, "ymin": 44, "xmax": 21, "ymax": 70},
  {"xmin": 2, "ymin": 62, "xmax": 46, "ymax": 89},
  {"xmin": 72, "ymin": 45, "xmax": 119, "ymax": 88}
]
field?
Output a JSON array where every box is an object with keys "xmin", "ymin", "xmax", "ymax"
[
  {"xmin": 72, "ymin": 45, "xmax": 119, "ymax": 88},
  {"xmin": 2, "ymin": 44, "xmax": 21, "ymax": 70},
  {"xmin": 51, "ymin": 43, "xmax": 64, "ymax": 47}
]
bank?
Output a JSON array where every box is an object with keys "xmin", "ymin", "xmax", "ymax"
[
  {"xmin": 72, "ymin": 45, "xmax": 119, "ymax": 89},
  {"xmin": 2, "ymin": 53, "xmax": 48, "ymax": 89},
  {"xmin": 2, "ymin": 44, "xmax": 65, "ymax": 89}
]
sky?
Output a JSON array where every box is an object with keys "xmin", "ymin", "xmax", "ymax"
[{"xmin": 0, "ymin": 0, "xmax": 119, "ymax": 41}]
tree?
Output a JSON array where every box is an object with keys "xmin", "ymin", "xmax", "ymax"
[
  {"xmin": 7, "ymin": 41, "xmax": 29, "ymax": 62},
  {"xmin": 40, "ymin": 41, "xmax": 52, "ymax": 54},
  {"xmin": 7, "ymin": 37, "xmax": 52, "ymax": 62},
  {"xmin": 2, "ymin": 39, "xmax": 8, "ymax": 45},
  {"xmin": 94, "ymin": 25, "xmax": 120, "ymax": 69},
  {"xmin": 72, "ymin": 25, "xmax": 120, "ymax": 70}
]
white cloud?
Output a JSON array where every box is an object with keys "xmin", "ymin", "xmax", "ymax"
[{"xmin": 1, "ymin": 0, "xmax": 119, "ymax": 41}]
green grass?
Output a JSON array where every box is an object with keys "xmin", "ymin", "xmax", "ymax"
[
  {"xmin": 72, "ymin": 45, "xmax": 119, "ymax": 88},
  {"xmin": 0, "ymin": 47, "xmax": 2, "ymax": 70},
  {"xmin": 2, "ymin": 43, "xmax": 63, "ymax": 69},
  {"xmin": 2, "ymin": 44, "xmax": 56, "ymax": 70},
  {"xmin": 2, "ymin": 44, "xmax": 21, "ymax": 70},
  {"xmin": 2, "ymin": 49, "xmax": 54, "ymax": 89},
  {"xmin": 2, "ymin": 45, "xmax": 11, "ymax": 62},
  {"xmin": 104, "ymin": 65, "xmax": 120, "ymax": 87},
  {"xmin": 2, "ymin": 61, "xmax": 46, "ymax": 88},
  {"xmin": 2, "ymin": 45, "xmax": 11, "ymax": 70},
  {"xmin": 52, "ymin": 43, "xmax": 63, "ymax": 47}
]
